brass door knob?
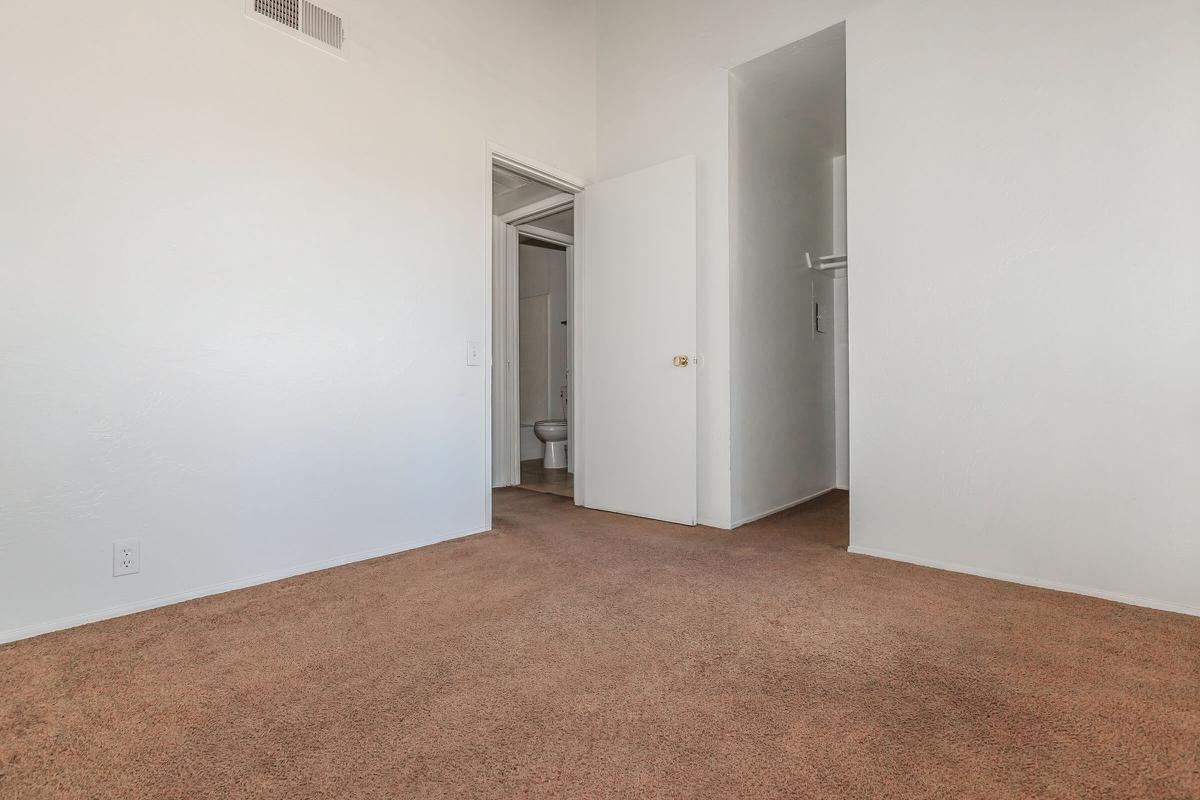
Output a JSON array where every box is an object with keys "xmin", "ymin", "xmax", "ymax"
[{"xmin": 673, "ymin": 355, "xmax": 690, "ymax": 367}]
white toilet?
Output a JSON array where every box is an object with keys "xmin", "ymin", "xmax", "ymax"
[{"xmin": 533, "ymin": 419, "xmax": 568, "ymax": 469}]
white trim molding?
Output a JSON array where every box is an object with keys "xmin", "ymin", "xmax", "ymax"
[
  {"xmin": 517, "ymin": 224, "xmax": 574, "ymax": 247},
  {"xmin": 485, "ymin": 143, "xmax": 585, "ymax": 511},
  {"xmin": 491, "ymin": 218, "xmax": 521, "ymax": 487},
  {"xmin": 847, "ymin": 545, "xmax": 1200, "ymax": 618},
  {"xmin": 500, "ymin": 194, "xmax": 574, "ymax": 225},
  {"xmin": 491, "ymin": 147, "xmax": 586, "ymax": 196}
]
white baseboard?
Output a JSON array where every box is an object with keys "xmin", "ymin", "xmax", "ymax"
[
  {"xmin": 846, "ymin": 545, "xmax": 1200, "ymax": 618},
  {"xmin": 733, "ymin": 487, "xmax": 836, "ymax": 529},
  {"xmin": 1, "ymin": 525, "xmax": 491, "ymax": 645}
]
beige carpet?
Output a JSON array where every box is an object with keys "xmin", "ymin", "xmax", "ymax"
[{"xmin": 1, "ymin": 489, "xmax": 1197, "ymax": 799}]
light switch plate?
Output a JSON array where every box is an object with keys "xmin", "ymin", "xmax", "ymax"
[{"xmin": 466, "ymin": 340, "xmax": 482, "ymax": 366}]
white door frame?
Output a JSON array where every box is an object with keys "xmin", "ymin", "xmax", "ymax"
[
  {"xmin": 501, "ymin": 193, "xmax": 574, "ymax": 225},
  {"xmin": 485, "ymin": 144, "xmax": 585, "ymax": 523},
  {"xmin": 492, "ymin": 219, "xmax": 576, "ymax": 487},
  {"xmin": 516, "ymin": 224, "xmax": 573, "ymax": 247},
  {"xmin": 514, "ymin": 228, "xmax": 576, "ymax": 475},
  {"xmin": 491, "ymin": 219, "xmax": 521, "ymax": 488}
]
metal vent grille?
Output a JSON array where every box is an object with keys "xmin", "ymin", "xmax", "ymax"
[
  {"xmin": 255, "ymin": 0, "xmax": 298, "ymax": 30},
  {"xmin": 248, "ymin": 0, "xmax": 345, "ymax": 57},
  {"xmin": 302, "ymin": 2, "xmax": 344, "ymax": 50}
]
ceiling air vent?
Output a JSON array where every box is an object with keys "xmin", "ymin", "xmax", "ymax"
[{"xmin": 247, "ymin": 0, "xmax": 346, "ymax": 58}]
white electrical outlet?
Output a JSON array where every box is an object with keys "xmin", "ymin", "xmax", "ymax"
[{"xmin": 113, "ymin": 539, "xmax": 140, "ymax": 577}]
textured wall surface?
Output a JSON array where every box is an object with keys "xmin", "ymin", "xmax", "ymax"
[
  {"xmin": 596, "ymin": 0, "xmax": 877, "ymax": 527},
  {"xmin": 847, "ymin": 0, "xmax": 1200, "ymax": 613},
  {"xmin": 0, "ymin": 0, "xmax": 596, "ymax": 640},
  {"xmin": 598, "ymin": 0, "xmax": 1199, "ymax": 612}
]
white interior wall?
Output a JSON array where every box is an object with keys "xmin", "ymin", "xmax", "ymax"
[
  {"xmin": 534, "ymin": 209, "xmax": 575, "ymax": 236},
  {"xmin": 0, "ymin": 0, "xmax": 596, "ymax": 642},
  {"xmin": 599, "ymin": 0, "xmax": 1199, "ymax": 613},
  {"xmin": 519, "ymin": 425, "xmax": 542, "ymax": 462},
  {"xmin": 831, "ymin": 156, "xmax": 848, "ymax": 255},
  {"xmin": 846, "ymin": 0, "xmax": 1200, "ymax": 614},
  {"xmin": 4, "ymin": 0, "xmax": 1196, "ymax": 642},
  {"xmin": 597, "ymin": 0, "xmax": 877, "ymax": 528},
  {"xmin": 729, "ymin": 27, "xmax": 845, "ymax": 525},
  {"xmin": 494, "ymin": 181, "xmax": 564, "ymax": 216},
  {"xmin": 832, "ymin": 156, "xmax": 849, "ymax": 490}
]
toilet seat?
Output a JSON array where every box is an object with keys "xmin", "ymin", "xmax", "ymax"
[{"xmin": 534, "ymin": 419, "xmax": 567, "ymax": 437}]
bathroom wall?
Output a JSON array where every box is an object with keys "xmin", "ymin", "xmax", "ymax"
[
  {"xmin": 519, "ymin": 243, "xmax": 571, "ymax": 424},
  {"xmin": 729, "ymin": 26, "xmax": 846, "ymax": 526},
  {"xmin": 519, "ymin": 293, "xmax": 552, "ymax": 424},
  {"xmin": 520, "ymin": 425, "xmax": 543, "ymax": 462}
]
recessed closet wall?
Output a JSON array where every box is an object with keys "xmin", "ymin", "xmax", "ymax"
[{"xmin": 730, "ymin": 24, "xmax": 847, "ymax": 526}]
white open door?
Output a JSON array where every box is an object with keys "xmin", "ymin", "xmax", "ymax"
[{"xmin": 579, "ymin": 156, "xmax": 697, "ymax": 525}]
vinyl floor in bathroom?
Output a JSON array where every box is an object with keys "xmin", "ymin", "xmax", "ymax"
[{"xmin": 519, "ymin": 459, "xmax": 573, "ymax": 498}]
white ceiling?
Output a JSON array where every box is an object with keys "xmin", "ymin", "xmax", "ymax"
[
  {"xmin": 492, "ymin": 165, "xmax": 534, "ymax": 195},
  {"xmin": 492, "ymin": 166, "xmax": 564, "ymax": 216},
  {"xmin": 533, "ymin": 208, "xmax": 574, "ymax": 236}
]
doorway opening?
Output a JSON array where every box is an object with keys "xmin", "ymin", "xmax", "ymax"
[
  {"xmin": 490, "ymin": 158, "xmax": 579, "ymax": 503},
  {"xmin": 487, "ymin": 150, "xmax": 699, "ymax": 528},
  {"xmin": 729, "ymin": 23, "xmax": 849, "ymax": 533}
]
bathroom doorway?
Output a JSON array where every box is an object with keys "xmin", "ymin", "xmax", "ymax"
[
  {"xmin": 490, "ymin": 159, "xmax": 577, "ymax": 500},
  {"xmin": 487, "ymin": 148, "xmax": 699, "ymax": 527}
]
